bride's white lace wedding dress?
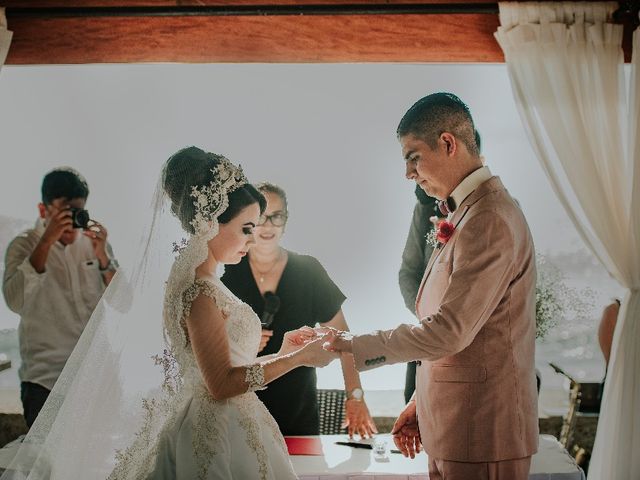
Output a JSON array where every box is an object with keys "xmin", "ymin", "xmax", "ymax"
[{"xmin": 108, "ymin": 277, "xmax": 298, "ymax": 480}]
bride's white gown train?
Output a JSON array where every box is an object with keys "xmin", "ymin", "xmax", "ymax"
[{"xmin": 108, "ymin": 278, "xmax": 298, "ymax": 480}]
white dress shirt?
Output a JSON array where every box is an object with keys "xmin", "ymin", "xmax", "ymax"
[
  {"xmin": 2, "ymin": 219, "xmax": 112, "ymax": 390},
  {"xmin": 449, "ymin": 166, "xmax": 493, "ymax": 217}
]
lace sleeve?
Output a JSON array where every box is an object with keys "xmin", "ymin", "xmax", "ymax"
[
  {"xmin": 244, "ymin": 364, "xmax": 266, "ymax": 392},
  {"xmin": 180, "ymin": 279, "xmax": 234, "ymax": 343}
]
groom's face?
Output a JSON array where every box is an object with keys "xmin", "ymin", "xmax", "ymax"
[{"xmin": 401, "ymin": 133, "xmax": 448, "ymax": 200}]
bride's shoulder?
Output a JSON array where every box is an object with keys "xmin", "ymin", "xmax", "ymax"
[
  {"xmin": 183, "ymin": 277, "xmax": 220, "ymax": 301},
  {"xmin": 182, "ymin": 277, "xmax": 240, "ymax": 313}
]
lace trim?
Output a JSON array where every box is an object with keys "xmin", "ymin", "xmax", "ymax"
[
  {"xmin": 193, "ymin": 385, "xmax": 223, "ymax": 480},
  {"xmin": 245, "ymin": 364, "xmax": 266, "ymax": 392},
  {"xmin": 236, "ymin": 396, "xmax": 269, "ymax": 480},
  {"xmin": 108, "ymin": 395, "xmax": 173, "ymax": 480},
  {"xmin": 257, "ymin": 398, "xmax": 290, "ymax": 457},
  {"xmin": 227, "ymin": 303, "xmax": 255, "ymax": 347},
  {"xmin": 108, "ymin": 348, "xmax": 186, "ymax": 479},
  {"xmin": 153, "ymin": 348, "xmax": 182, "ymax": 395},
  {"xmin": 180, "ymin": 279, "xmax": 233, "ymax": 344},
  {"xmin": 189, "ymin": 158, "xmax": 248, "ymax": 234}
]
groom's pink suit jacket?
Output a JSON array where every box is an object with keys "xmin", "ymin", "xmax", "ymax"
[{"xmin": 352, "ymin": 177, "xmax": 538, "ymax": 462}]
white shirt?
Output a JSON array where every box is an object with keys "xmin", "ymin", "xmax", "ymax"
[
  {"xmin": 2, "ymin": 219, "xmax": 112, "ymax": 390},
  {"xmin": 449, "ymin": 166, "xmax": 493, "ymax": 216}
]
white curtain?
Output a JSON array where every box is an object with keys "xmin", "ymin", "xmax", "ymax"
[
  {"xmin": 0, "ymin": 8, "xmax": 12, "ymax": 69},
  {"xmin": 495, "ymin": 3, "xmax": 640, "ymax": 479}
]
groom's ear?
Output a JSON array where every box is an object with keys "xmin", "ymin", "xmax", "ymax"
[
  {"xmin": 38, "ymin": 202, "xmax": 47, "ymax": 219},
  {"xmin": 440, "ymin": 132, "xmax": 457, "ymax": 157}
]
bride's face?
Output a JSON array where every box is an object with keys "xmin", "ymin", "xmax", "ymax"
[{"xmin": 208, "ymin": 203, "xmax": 260, "ymax": 264}]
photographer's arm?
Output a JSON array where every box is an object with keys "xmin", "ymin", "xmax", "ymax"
[
  {"xmin": 97, "ymin": 244, "xmax": 116, "ymax": 286},
  {"xmin": 29, "ymin": 238, "xmax": 54, "ymax": 274},
  {"xmin": 3, "ymin": 239, "xmax": 29, "ymax": 313},
  {"xmin": 84, "ymin": 221, "xmax": 116, "ymax": 286},
  {"xmin": 29, "ymin": 208, "xmax": 73, "ymax": 273},
  {"xmin": 3, "ymin": 236, "xmax": 49, "ymax": 314}
]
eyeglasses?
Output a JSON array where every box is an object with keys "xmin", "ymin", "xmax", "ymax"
[{"xmin": 258, "ymin": 212, "xmax": 288, "ymax": 227}]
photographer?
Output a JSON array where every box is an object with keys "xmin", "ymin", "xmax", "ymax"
[{"xmin": 2, "ymin": 168, "xmax": 117, "ymax": 428}]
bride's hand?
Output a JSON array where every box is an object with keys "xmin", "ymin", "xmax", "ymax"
[
  {"xmin": 295, "ymin": 333, "xmax": 340, "ymax": 367},
  {"xmin": 277, "ymin": 326, "xmax": 317, "ymax": 357}
]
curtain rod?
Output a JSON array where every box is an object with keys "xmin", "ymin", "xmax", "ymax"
[{"xmin": 6, "ymin": 3, "xmax": 501, "ymax": 18}]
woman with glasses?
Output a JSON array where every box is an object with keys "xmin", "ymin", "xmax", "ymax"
[{"xmin": 221, "ymin": 182, "xmax": 377, "ymax": 438}]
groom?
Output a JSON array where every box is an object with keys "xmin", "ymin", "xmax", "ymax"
[{"xmin": 326, "ymin": 92, "xmax": 538, "ymax": 479}]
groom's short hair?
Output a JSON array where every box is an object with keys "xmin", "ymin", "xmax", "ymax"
[{"xmin": 397, "ymin": 92, "xmax": 480, "ymax": 158}]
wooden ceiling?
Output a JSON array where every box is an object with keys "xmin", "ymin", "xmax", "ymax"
[{"xmin": 2, "ymin": 1, "xmax": 636, "ymax": 64}]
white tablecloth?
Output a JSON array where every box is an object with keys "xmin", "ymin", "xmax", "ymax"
[
  {"xmin": 291, "ymin": 434, "xmax": 585, "ymax": 480},
  {"xmin": 0, "ymin": 433, "xmax": 584, "ymax": 479}
]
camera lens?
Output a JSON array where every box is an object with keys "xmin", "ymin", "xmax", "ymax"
[{"xmin": 71, "ymin": 208, "xmax": 90, "ymax": 229}]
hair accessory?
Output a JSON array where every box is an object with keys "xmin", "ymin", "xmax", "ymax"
[{"xmin": 189, "ymin": 158, "xmax": 248, "ymax": 234}]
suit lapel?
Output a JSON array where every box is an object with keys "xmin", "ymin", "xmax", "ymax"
[
  {"xmin": 414, "ymin": 176, "xmax": 505, "ymax": 315},
  {"xmin": 415, "ymin": 247, "xmax": 440, "ymax": 311},
  {"xmin": 414, "ymin": 206, "xmax": 467, "ymax": 314},
  {"xmin": 420, "ymin": 205, "xmax": 469, "ymax": 279}
]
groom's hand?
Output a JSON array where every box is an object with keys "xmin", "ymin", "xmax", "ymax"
[
  {"xmin": 319, "ymin": 327, "xmax": 354, "ymax": 353},
  {"xmin": 391, "ymin": 400, "xmax": 422, "ymax": 459}
]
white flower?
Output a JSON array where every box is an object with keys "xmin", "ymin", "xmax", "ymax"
[
  {"xmin": 425, "ymin": 228, "xmax": 438, "ymax": 248},
  {"xmin": 535, "ymin": 254, "xmax": 594, "ymax": 339}
]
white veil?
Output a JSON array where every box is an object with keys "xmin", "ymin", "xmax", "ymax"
[{"xmin": 1, "ymin": 147, "xmax": 248, "ymax": 479}]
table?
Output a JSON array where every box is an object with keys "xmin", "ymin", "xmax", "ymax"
[
  {"xmin": 290, "ymin": 434, "xmax": 585, "ymax": 480},
  {"xmin": 0, "ymin": 433, "xmax": 584, "ymax": 479}
]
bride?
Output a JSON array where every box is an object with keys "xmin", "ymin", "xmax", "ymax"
[{"xmin": 1, "ymin": 147, "xmax": 338, "ymax": 480}]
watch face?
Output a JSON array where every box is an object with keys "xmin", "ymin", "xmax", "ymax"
[{"xmin": 351, "ymin": 388, "xmax": 363, "ymax": 400}]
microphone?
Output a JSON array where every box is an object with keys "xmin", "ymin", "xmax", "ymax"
[{"xmin": 261, "ymin": 292, "xmax": 281, "ymax": 329}]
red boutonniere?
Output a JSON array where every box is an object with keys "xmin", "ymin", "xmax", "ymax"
[
  {"xmin": 435, "ymin": 220, "xmax": 455, "ymax": 245},
  {"xmin": 426, "ymin": 220, "xmax": 456, "ymax": 248}
]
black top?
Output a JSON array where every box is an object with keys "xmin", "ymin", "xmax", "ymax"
[{"xmin": 221, "ymin": 250, "xmax": 346, "ymax": 435}]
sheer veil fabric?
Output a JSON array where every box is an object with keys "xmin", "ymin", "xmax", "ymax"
[{"xmin": 0, "ymin": 152, "xmax": 247, "ymax": 479}]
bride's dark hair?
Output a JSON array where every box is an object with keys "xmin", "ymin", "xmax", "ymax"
[{"xmin": 163, "ymin": 146, "xmax": 266, "ymax": 233}]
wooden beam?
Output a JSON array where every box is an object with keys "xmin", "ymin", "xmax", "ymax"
[
  {"xmin": 5, "ymin": 12, "xmax": 504, "ymax": 64},
  {"xmin": 2, "ymin": 2, "xmax": 635, "ymax": 64},
  {"xmin": 3, "ymin": 1, "xmax": 496, "ymax": 6}
]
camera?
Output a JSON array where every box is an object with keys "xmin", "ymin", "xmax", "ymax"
[{"xmin": 70, "ymin": 208, "xmax": 90, "ymax": 229}]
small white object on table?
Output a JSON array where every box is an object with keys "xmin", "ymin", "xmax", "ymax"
[{"xmin": 290, "ymin": 434, "xmax": 584, "ymax": 480}]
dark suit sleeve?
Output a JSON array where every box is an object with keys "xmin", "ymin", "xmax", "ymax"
[
  {"xmin": 353, "ymin": 211, "xmax": 516, "ymax": 368},
  {"xmin": 398, "ymin": 203, "xmax": 434, "ymax": 314}
]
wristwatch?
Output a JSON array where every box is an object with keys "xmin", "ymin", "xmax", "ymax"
[
  {"xmin": 348, "ymin": 388, "xmax": 364, "ymax": 401},
  {"xmin": 99, "ymin": 258, "xmax": 119, "ymax": 273}
]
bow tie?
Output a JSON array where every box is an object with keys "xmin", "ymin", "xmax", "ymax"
[{"xmin": 437, "ymin": 197, "xmax": 457, "ymax": 216}]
